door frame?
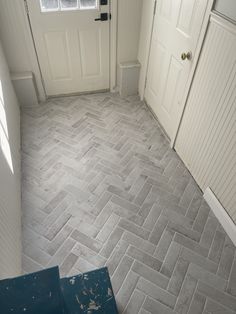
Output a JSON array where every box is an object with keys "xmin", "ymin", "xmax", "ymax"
[
  {"xmin": 143, "ymin": 0, "xmax": 214, "ymax": 147},
  {"xmin": 110, "ymin": 0, "xmax": 118, "ymax": 92},
  {"xmin": 138, "ymin": 0, "xmax": 156, "ymax": 101},
  {"xmin": 23, "ymin": 0, "xmax": 118, "ymax": 98}
]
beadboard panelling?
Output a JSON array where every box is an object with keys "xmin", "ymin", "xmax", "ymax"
[
  {"xmin": 175, "ymin": 15, "xmax": 236, "ymax": 222},
  {"xmin": 0, "ymin": 40, "xmax": 21, "ymax": 279}
]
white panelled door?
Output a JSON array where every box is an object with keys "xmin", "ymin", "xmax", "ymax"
[
  {"xmin": 27, "ymin": 0, "xmax": 110, "ymax": 96},
  {"xmin": 145, "ymin": 0, "xmax": 208, "ymax": 139}
]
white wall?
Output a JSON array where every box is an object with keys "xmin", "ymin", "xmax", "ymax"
[
  {"xmin": 0, "ymin": 0, "xmax": 45, "ymax": 101},
  {"xmin": 0, "ymin": 0, "xmax": 143, "ymax": 95},
  {"xmin": 117, "ymin": 0, "xmax": 143, "ymax": 85},
  {"xmin": 0, "ymin": 40, "xmax": 22, "ymax": 279},
  {"xmin": 138, "ymin": 0, "xmax": 155, "ymax": 99},
  {"xmin": 175, "ymin": 15, "xmax": 236, "ymax": 222},
  {"xmin": 117, "ymin": 0, "xmax": 143, "ymax": 63}
]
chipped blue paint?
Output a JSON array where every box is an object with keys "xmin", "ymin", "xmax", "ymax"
[
  {"xmin": 60, "ymin": 267, "xmax": 118, "ymax": 314},
  {"xmin": 0, "ymin": 267, "xmax": 65, "ymax": 314},
  {"xmin": 0, "ymin": 267, "xmax": 118, "ymax": 314}
]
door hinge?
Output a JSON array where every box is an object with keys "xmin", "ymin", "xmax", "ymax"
[
  {"xmin": 24, "ymin": 0, "xmax": 29, "ymax": 15},
  {"xmin": 153, "ymin": 1, "xmax": 157, "ymax": 16}
]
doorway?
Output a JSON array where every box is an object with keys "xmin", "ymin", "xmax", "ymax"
[
  {"xmin": 27, "ymin": 0, "xmax": 110, "ymax": 96},
  {"xmin": 144, "ymin": 0, "xmax": 209, "ymax": 140}
]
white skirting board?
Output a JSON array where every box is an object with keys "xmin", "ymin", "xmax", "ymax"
[{"xmin": 204, "ymin": 187, "xmax": 236, "ymax": 246}]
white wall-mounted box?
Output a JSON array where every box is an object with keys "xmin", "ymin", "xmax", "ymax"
[
  {"xmin": 119, "ymin": 61, "xmax": 141, "ymax": 98},
  {"xmin": 11, "ymin": 72, "xmax": 39, "ymax": 107}
]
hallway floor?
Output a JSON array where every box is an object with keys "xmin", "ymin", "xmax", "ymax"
[{"xmin": 21, "ymin": 93, "xmax": 236, "ymax": 314}]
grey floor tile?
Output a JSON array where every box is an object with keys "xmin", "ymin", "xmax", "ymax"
[
  {"xmin": 143, "ymin": 297, "xmax": 176, "ymax": 314},
  {"xmin": 181, "ymin": 248, "xmax": 218, "ymax": 273},
  {"xmin": 217, "ymin": 236, "xmax": 235, "ymax": 281},
  {"xmin": 227, "ymin": 258, "xmax": 236, "ymax": 297},
  {"xmin": 132, "ymin": 261, "xmax": 169, "ymax": 289},
  {"xmin": 21, "ymin": 93, "xmax": 236, "ymax": 314},
  {"xmin": 160, "ymin": 242, "xmax": 182, "ymax": 278},
  {"xmin": 71, "ymin": 229, "xmax": 102, "ymax": 253},
  {"xmin": 137, "ymin": 277, "xmax": 177, "ymax": 309},
  {"xmin": 197, "ymin": 281, "xmax": 236, "ymax": 312},
  {"xmin": 124, "ymin": 289, "xmax": 146, "ymax": 314},
  {"xmin": 100, "ymin": 227, "xmax": 124, "ymax": 258},
  {"xmin": 204, "ymin": 298, "xmax": 235, "ymax": 314},
  {"xmin": 175, "ymin": 274, "xmax": 197, "ymax": 314},
  {"xmin": 187, "ymin": 292, "xmax": 206, "ymax": 314},
  {"xmin": 127, "ymin": 246, "xmax": 162, "ymax": 272},
  {"xmin": 168, "ymin": 257, "xmax": 189, "ymax": 296},
  {"xmin": 116, "ymin": 270, "xmax": 139, "ymax": 313},
  {"xmin": 208, "ymin": 230, "xmax": 226, "ymax": 264},
  {"xmin": 112, "ymin": 255, "xmax": 134, "ymax": 294},
  {"xmin": 119, "ymin": 218, "xmax": 150, "ymax": 240}
]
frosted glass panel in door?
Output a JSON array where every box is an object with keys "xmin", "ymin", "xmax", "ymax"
[
  {"xmin": 60, "ymin": 0, "xmax": 78, "ymax": 10},
  {"xmin": 40, "ymin": 0, "xmax": 59, "ymax": 11},
  {"xmin": 80, "ymin": 0, "xmax": 97, "ymax": 9}
]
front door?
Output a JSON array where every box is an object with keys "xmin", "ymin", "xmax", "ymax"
[
  {"xmin": 145, "ymin": 0, "xmax": 209, "ymax": 139},
  {"xmin": 27, "ymin": 0, "xmax": 110, "ymax": 96}
]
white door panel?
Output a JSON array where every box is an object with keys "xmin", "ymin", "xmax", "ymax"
[
  {"xmin": 145, "ymin": 0, "xmax": 208, "ymax": 139},
  {"xmin": 78, "ymin": 28, "xmax": 101, "ymax": 77},
  {"xmin": 27, "ymin": 0, "xmax": 110, "ymax": 96},
  {"xmin": 44, "ymin": 31, "xmax": 72, "ymax": 81}
]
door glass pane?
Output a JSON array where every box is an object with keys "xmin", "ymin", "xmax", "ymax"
[
  {"xmin": 60, "ymin": 0, "xmax": 78, "ymax": 10},
  {"xmin": 40, "ymin": 0, "xmax": 59, "ymax": 11},
  {"xmin": 79, "ymin": 0, "xmax": 97, "ymax": 9},
  {"xmin": 40, "ymin": 0, "xmax": 98, "ymax": 11},
  {"xmin": 214, "ymin": 0, "xmax": 236, "ymax": 22}
]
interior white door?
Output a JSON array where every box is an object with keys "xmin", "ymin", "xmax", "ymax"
[
  {"xmin": 145, "ymin": 0, "xmax": 209, "ymax": 139},
  {"xmin": 27, "ymin": 0, "xmax": 110, "ymax": 96}
]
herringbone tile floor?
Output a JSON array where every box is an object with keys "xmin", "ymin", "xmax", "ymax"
[{"xmin": 21, "ymin": 93, "xmax": 236, "ymax": 313}]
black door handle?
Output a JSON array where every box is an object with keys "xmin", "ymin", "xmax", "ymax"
[{"xmin": 95, "ymin": 13, "xmax": 108, "ymax": 21}]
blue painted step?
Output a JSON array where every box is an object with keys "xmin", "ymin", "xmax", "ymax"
[
  {"xmin": 61, "ymin": 267, "xmax": 118, "ymax": 314},
  {"xmin": 0, "ymin": 267, "xmax": 65, "ymax": 314},
  {"xmin": 0, "ymin": 266, "xmax": 118, "ymax": 314}
]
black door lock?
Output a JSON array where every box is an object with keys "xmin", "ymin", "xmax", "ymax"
[
  {"xmin": 95, "ymin": 13, "xmax": 108, "ymax": 21},
  {"xmin": 100, "ymin": 0, "xmax": 108, "ymax": 5}
]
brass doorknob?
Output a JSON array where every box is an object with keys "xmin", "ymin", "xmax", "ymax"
[{"xmin": 181, "ymin": 52, "xmax": 192, "ymax": 61}]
